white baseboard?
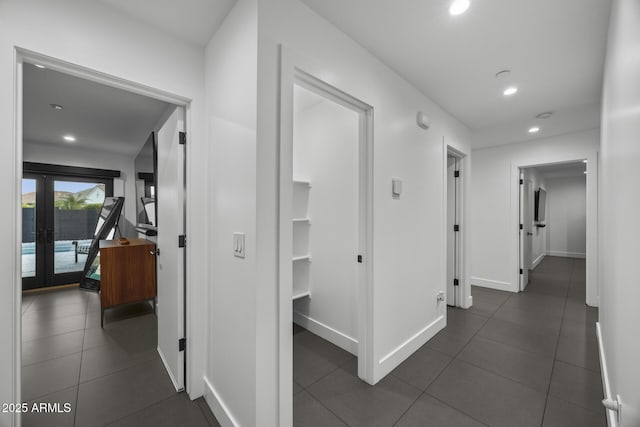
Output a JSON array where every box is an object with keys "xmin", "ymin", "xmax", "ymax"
[
  {"xmin": 203, "ymin": 376, "xmax": 240, "ymax": 427},
  {"xmin": 376, "ymin": 315, "xmax": 446, "ymax": 380},
  {"xmin": 532, "ymin": 253, "xmax": 545, "ymax": 269},
  {"xmin": 293, "ymin": 311, "xmax": 358, "ymax": 355},
  {"xmin": 546, "ymin": 250, "xmax": 586, "ymax": 259},
  {"xmin": 470, "ymin": 277, "xmax": 514, "ymax": 292},
  {"xmin": 463, "ymin": 295, "xmax": 473, "ymax": 309},
  {"xmin": 157, "ymin": 347, "xmax": 181, "ymax": 392},
  {"xmin": 596, "ymin": 323, "xmax": 618, "ymax": 427}
]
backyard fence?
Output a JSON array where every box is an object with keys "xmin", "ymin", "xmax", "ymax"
[{"xmin": 22, "ymin": 208, "xmax": 100, "ymax": 242}]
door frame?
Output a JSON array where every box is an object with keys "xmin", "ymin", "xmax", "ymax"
[
  {"xmin": 443, "ymin": 143, "xmax": 470, "ymax": 308},
  {"xmin": 278, "ymin": 47, "xmax": 374, "ymax": 425},
  {"xmin": 511, "ymin": 158, "xmax": 598, "ymax": 306},
  {"xmin": 12, "ymin": 48, "xmax": 197, "ymax": 416},
  {"xmin": 518, "ymin": 170, "xmax": 529, "ymax": 291}
]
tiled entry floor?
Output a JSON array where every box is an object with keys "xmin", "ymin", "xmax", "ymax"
[
  {"xmin": 293, "ymin": 256, "xmax": 605, "ymax": 426},
  {"xmin": 21, "ymin": 287, "xmax": 220, "ymax": 427}
]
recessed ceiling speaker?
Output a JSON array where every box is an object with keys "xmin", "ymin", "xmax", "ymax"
[{"xmin": 416, "ymin": 112, "xmax": 430, "ymax": 130}]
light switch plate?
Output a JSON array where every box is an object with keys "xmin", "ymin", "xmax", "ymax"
[{"xmin": 233, "ymin": 232, "xmax": 245, "ymax": 258}]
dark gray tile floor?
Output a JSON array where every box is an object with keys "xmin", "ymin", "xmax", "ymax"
[
  {"xmin": 21, "ymin": 287, "xmax": 220, "ymax": 427},
  {"xmin": 293, "ymin": 256, "xmax": 605, "ymax": 426}
]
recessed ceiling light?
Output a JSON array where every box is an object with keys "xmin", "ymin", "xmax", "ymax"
[
  {"xmin": 449, "ymin": 0, "xmax": 471, "ymax": 16},
  {"xmin": 536, "ymin": 111, "xmax": 553, "ymax": 119},
  {"xmin": 63, "ymin": 135, "xmax": 76, "ymax": 142},
  {"xmin": 528, "ymin": 127, "xmax": 540, "ymax": 133},
  {"xmin": 34, "ymin": 64, "xmax": 46, "ymax": 69},
  {"xmin": 503, "ymin": 86, "xmax": 518, "ymax": 96},
  {"xmin": 584, "ymin": 171, "xmax": 587, "ymax": 174},
  {"xmin": 50, "ymin": 104, "xmax": 63, "ymax": 110},
  {"xmin": 583, "ymin": 159, "xmax": 588, "ymax": 163}
]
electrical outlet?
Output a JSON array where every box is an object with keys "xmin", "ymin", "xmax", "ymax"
[
  {"xmin": 437, "ymin": 291, "xmax": 445, "ymax": 302},
  {"xmin": 233, "ymin": 232, "xmax": 245, "ymax": 258}
]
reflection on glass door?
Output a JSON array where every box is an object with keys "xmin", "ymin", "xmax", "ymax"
[{"xmin": 22, "ymin": 172, "xmax": 112, "ymax": 290}]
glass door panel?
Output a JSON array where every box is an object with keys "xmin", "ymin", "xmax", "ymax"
[
  {"xmin": 22, "ymin": 179, "xmax": 37, "ymax": 278},
  {"xmin": 52, "ymin": 180, "xmax": 106, "ymax": 276}
]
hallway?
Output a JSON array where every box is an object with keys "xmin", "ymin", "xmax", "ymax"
[{"xmin": 293, "ymin": 257, "xmax": 604, "ymax": 426}]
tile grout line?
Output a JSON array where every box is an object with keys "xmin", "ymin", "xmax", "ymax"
[
  {"xmin": 390, "ymin": 295, "xmax": 511, "ymax": 426},
  {"xmin": 539, "ymin": 258, "xmax": 573, "ymax": 426},
  {"xmin": 72, "ymin": 297, "xmax": 91, "ymax": 426}
]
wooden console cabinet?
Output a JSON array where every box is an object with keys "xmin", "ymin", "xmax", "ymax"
[{"xmin": 99, "ymin": 238, "xmax": 156, "ymax": 327}]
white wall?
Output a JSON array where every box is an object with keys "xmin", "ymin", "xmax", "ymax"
[
  {"xmin": 545, "ymin": 176, "xmax": 586, "ymax": 258},
  {"xmin": 0, "ymin": 1, "xmax": 208, "ymax": 424},
  {"xmin": 257, "ymin": 0, "xmax": 471, "ymax": 424},
  {"xmin": 292, "ymin": 93, "xmax": 360, "ymax": 352},
  {"xmin": 600, "ymin": 0, "xmax": 640, "ymax": 424},
  {"xmin": 23, "ymin": 140, "xmax": 139, "ymax": 236},
  {"xmin": 470, "ymin": 128, "xmax": 599, "ymax": 306},
  {"xmin": 203, "ymin": 1, "xmax": 257, "ymax": 426},
  {"xmin": 524, "ymin": 168, "xmax": 546, "ymax": 268}
]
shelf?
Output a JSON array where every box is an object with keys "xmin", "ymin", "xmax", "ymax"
[
  {"xmin": 292, "ymin": 291, "xmax": 311, "ymax": 301},
  {"xmin": 292, "ymin": 255, "xmax": 311, "ymax": 262},
  {"xmin": 292, "ymin": 217, "xmax": 311, "ymax": 223}
]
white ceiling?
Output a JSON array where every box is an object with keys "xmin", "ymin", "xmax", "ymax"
[
  {"xmin": 23, "ymin": 63, "xmax": 172, "ymax": 156},
  {"xmin": 529, "ymin": 161, "xmax": 587, "ymax": 179},
  {"xmin": 98, "ymin": 0, "xmax": 236, "ymax": 46},
  {"xmin": 300, "ymin": 0, "xmax": 611, "ymax": 147}
]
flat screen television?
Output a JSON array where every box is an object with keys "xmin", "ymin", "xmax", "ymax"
[{"xmin": 535, "ymin": 188, "xmax": 547, "ymax": 222}]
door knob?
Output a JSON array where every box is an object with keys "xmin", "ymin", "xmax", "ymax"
[{"xmin": 150, "ymin": 248, "xmax": 160, "ymax": 256}]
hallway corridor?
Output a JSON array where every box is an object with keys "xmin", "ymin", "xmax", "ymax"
[{"xmin": 293, "ymin": 256, "xmax": 604, "ymax": 426}]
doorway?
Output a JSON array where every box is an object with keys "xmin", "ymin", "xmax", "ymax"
[
  {"xmin": 21, "ymin": 167, "xmax": 116, "ymax": 290},
  {"xmin": 278, "ymin": 53, "xmax": 374, "ymax": 424},
  {"xmin": 16, "ymin": 51, "xmax": 191, "ymax": 423},
  {"xmin": 517, "ymin": 161, "xmax": 589, "ymax": 297}
]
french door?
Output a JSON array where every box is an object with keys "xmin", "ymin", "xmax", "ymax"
[{"xmin": 21, "ymin": 173, "xmax": 113, "ymax": 290}]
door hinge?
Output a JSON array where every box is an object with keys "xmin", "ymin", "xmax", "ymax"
[
  {"xmin": 454, "ymin": 224, "xmax": 460, "ymax": 232},
  {"xmin": 519, "ymin": 179, "xmax": 523, "ymax": 185},
  {"xmin": 520, "ymin": 269, "xmax": 523, "ymax": 274},
  {"xmin": 519, "ymin": 223, "xmax": 523, "ymax": 230},
  {"xmin": 453, "ymin": 278, "xmax": 459, "ymax": 287},
  {"xmin": 178, "ymin": 235, "xmax": 186, "ymax": 248},
  {"xmin": 454, "ymin": 170, "xmax": 460, "ymax": 178},
  {"xmin": 357, "ymin": 255, "xmax": 363, "ymax": 263},
  {"xmin": 179, "ymin": 131, "xmax": 186, "ymax": 145},
  {"xmin": 179, "ymin": 338, "xmax": 186, "ymax": 352}
]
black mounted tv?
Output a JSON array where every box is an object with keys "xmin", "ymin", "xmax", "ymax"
[{"xmin": 534, "ymin": 188, "xmax": 547, "ymax": 222}]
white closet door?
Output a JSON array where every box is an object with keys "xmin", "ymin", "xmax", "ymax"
[{"xmin": 156, "ymin": 106, "xmax": 185, "ymax": 391}]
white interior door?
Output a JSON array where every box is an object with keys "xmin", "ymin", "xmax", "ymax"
[
  {"xmin": 526, "ymin": 180, "xmax": 534, "ymax": 271},
  {"xmin": 156, "ymin": 106, "xmax": 185, "ymax": 391},
  {"xmin": 519, "ymin": 172, "xmax": 529, "ymax": 291},
  {"xmin": 446, "ymin": 156, "xmax": 458, "ymax": 306}
]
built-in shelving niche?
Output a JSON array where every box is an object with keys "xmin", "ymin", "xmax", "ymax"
[{"xmin": 292, "ymin": 180, "xmax": 311, "ymax": 300}]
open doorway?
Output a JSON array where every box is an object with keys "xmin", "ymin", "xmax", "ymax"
[
  {"xmin": 518, "ymin": 161, "xmax": 588, "ymax": 298},
  {"xmin": 278, "ymin": 56, "xmax": 374, "ymax": 424},
  {"xmin": 17, "ymin": 54, "xmax": 189, "ymax": 424}
]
